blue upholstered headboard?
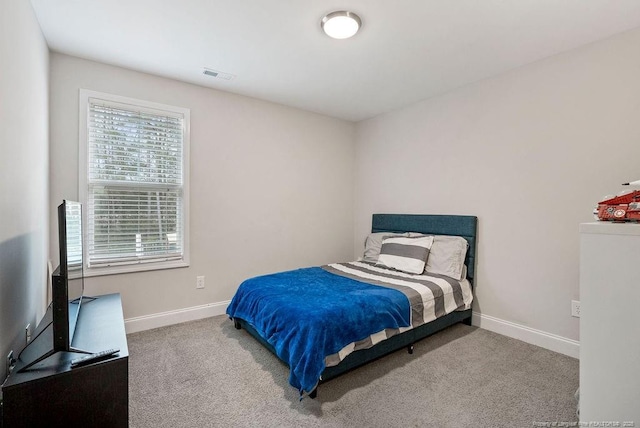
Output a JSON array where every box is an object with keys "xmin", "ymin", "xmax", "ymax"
[{"xmin": 371, "ymin": 214, "xmax": 478, "ymax": 283}]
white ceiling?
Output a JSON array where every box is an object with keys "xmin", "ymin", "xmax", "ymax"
[{"xmin": 31, "ymin": 0, "xmax": 640, "ymax": 122}]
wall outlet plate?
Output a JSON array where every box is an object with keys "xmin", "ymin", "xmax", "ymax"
[
  {"xmin": 571, "ymin": 300, "xmax": 581, "ymax": 318},
  {"xmin": 196, "ymin": 276, "xmax": 205, "ymax": 289}
]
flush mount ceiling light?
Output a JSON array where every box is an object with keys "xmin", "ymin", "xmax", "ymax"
[{"xmin": 321, "ymin": 11, "xmax": 362, "ymax": 39}]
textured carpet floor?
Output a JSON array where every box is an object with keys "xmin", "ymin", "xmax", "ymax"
[{"xmin": 128, "ymin": 315, "xmax": 578, "ymax": 428}]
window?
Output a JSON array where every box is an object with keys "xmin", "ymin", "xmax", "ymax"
[{"xmin": 79, "ymin": 90, "xmax": 190, "ymax": 275}]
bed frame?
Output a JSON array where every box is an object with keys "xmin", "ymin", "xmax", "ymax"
[{"xmin": 233, "ymin": 213, "xmax": 478, "ymax": 398}]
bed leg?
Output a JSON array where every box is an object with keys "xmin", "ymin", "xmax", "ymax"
[
  {"xmin": 233, "ymin": 318, "xmax": 241, "ymax": 330},
  {"xmin": 309, "ymin": 388, "xmax": 318, "ymax": 399},
  {"xmin": 462, "ymin": 316, "xmax": 472, "ymax": 326},
  {"xmin": 407, "ymin": 344, "xmax": 414, "ymax": 354}
]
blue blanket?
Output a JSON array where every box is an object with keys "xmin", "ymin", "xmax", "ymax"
[{"xmin": 226, "ymin": 267, "xmax": 411, "ymax": 395}]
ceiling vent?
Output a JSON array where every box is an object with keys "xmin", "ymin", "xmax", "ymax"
[{"xmin": 203, "ymin": 68, "xmax": 235, "ymax": 81}]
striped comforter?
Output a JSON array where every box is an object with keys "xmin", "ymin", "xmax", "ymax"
[{"xmin": 321, "ymin": 261, "xmax": 473, "ymax": 367}]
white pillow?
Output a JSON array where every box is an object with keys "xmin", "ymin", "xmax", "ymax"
[
  {"xmin": 362, "ymin": 232, "xmax": 408, "ymax": 263},
  {"xmin": 376, "ymin": 236, "xmax": 434, "ymax": 274},
  {"xmin": 408, "ymin": 233, "xmax": 469, "ymax": 280}
]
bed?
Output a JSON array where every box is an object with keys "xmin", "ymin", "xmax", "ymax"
[{"xmin": 227, "ymin": 213, "xmax": 478, "ymax": 398}]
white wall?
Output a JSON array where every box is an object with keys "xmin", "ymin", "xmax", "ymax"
[
  {"xmin": 0, "ymin": 0, "xmax": 50, "ymax": 374},
  {"xmin": 49, "ymin": 54, "xmax": 355, "ymax": 321},
  {"xmin": 354, "ymin": 27, "xmax": 640, "ymax": 349}
]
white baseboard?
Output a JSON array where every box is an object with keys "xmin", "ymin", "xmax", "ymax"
[
  {"xmin": 124, "ymin": 303, "xmax": 580, "ymax": 359},
  {"xmin": 124, "ymin": 300, "xmax": 230, "ymax": 334},
  {"xmin": 472, "ymin": 311, "xmax": 579, "ymax": 359}
]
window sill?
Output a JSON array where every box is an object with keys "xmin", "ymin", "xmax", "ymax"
[{"xmin": 83, "ymin": 259, "xmax": 190, "ymax": 277}]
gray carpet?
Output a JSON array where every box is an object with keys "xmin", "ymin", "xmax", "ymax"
[{"xmin": 127, "ymin": 315, "xmax": 578, "ymax": 427}]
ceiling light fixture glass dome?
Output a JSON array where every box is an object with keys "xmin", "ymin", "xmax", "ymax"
[{"xmin": 321, "ymin": 11, "xmax": 362, "ymax": 39}]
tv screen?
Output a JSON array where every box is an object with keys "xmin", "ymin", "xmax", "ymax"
[
  {"xmin": 53, "ymin": 200, "xmax": 85, "ymax": 352},
  {"xmin": 63, "ymin": 200, "xmax": 84, "ymax": 342}
]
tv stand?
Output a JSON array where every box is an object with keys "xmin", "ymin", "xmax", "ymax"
[{"xmin": 1, "ymin": 293, "xmax": 128, "ymax": 428}]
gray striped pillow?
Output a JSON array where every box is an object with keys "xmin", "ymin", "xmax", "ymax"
[{"xmin": 376, "ymin": 235, "xmax": 434, "ymax": 274}]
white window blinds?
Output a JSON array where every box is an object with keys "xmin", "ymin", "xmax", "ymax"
[{"xmin": 85, "ymin": 96, "xmax": 187, "ymax": 269}]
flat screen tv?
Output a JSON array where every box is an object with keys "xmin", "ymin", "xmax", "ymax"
[
  {"xmin": 19, "ymin": 200, "xmax": 90, "ymax": 371},
  {"xmin": 53, "ymin": 200, "xmax": 85, "ymax": 351}
]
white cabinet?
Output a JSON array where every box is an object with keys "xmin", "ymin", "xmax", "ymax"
[{"xmin": 580, "ymin": 222, "xmax": 640, "ymax": 423}]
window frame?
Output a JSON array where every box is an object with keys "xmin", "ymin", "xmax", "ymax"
[{"xmin": 78, "ymin": 89, "xmax": 190, "ymax": 277}]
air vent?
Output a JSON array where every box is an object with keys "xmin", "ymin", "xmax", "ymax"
[{"xmin": 203, "ymin": 68, "xmax": 235, "ymax": 81}]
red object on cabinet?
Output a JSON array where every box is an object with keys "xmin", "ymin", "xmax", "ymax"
[{"xmin": 596, "ymin": 190, "xmax": 640, "ymax": 221}]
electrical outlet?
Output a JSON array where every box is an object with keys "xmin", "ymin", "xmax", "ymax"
[
  {"xmin": 571, "ymin": 300, "xmax": 581, "ymax": 318},
  {"xmin": 25, "ymin": 323, "xmax": 31, "ymax": 343},
  {"xmin": 196, "ymin": 275, "xmax": 205, "ymax": 289}
]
